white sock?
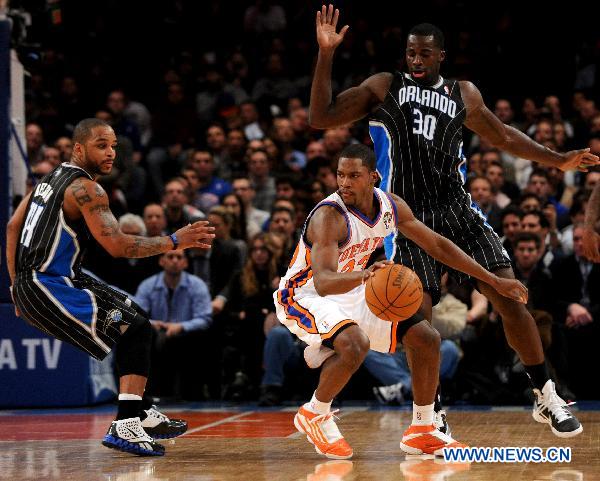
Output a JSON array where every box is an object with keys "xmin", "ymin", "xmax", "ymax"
[
  {"xmin": 118, "ymin": 393, "xmax": 143, "ymax": 401},
  {"xmin": 412, "ymin": 402, "xmax": 434, "ymax": 426},
  {"xmin": 304, "ymin": 392, "xmax": 332, "ymax": 415}
]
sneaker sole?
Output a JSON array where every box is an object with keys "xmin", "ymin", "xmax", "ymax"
[
  {"xmin": 532, "ymin": 412, "xmax": 584, "ymax": 438},
  {"xmin": 144, "ymin": 427, "xmax": 187, "ymax": 439},
  {"xmin": 102, "ymin": 435, "xmax": 165, "ymax": 456},
  {"xmin": 294, "ymin": 414, "xmax": 353, "ymax": 460}
]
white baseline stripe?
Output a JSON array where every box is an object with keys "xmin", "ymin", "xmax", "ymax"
[{"xmin": 185, "ymin": 412, "xmax": 254, "ymax": 435}]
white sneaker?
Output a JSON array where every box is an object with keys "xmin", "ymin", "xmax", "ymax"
[
  {"xmin": 532, "ymin": 380, "xmax": 582, "ymax": 438},
  {"xmin": 102, "ymin": 417, "xmax": 165, "ymax": 456},
  {"xmin": 304, "ymin": 344, "xmax": 335, "ymax": 369},
  {"xmin": 434, "ymin": 409, "xmax": 451, "ymax": 437}
]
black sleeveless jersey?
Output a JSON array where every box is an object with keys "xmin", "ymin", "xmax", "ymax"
[
  {"xmin": 369, "ymin": 72, "xmax": 468, "ymax": 207},
  {"xmin": 16, "ymin": 164, "xmax": 94, "ymax": 277}
]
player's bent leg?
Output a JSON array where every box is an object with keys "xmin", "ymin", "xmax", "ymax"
[
  {"xmin": 294, "ymin": 324, "xmax": 368, "ymax": 460},
  {"xmin": 477, "ymin": 267, "xmax": 582, "ymax": 437}
]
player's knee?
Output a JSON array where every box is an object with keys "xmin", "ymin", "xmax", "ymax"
[
  {"xmin": 334, "ymin": 327, "xmax": 370, "ymax": 368},
  {"xmin": 404, "ymin": 321, "xmax": 440, "ymax": 352},
  {"xmin": 116, "ymin": 314, "xmax": 152, "ymax": 377}
]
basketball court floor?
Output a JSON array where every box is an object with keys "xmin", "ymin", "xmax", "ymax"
[{"xmin": 1, "ymin": 403, "xmax": 598, "ymax": 481}]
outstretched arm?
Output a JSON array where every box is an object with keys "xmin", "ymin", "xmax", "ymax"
[
  {"xmin": 308, "ymin": 205, "xmax": 391, "ymax": 296},
  {"xmin": 461, "ymin": 81, "xmax": 599, "ymax": 172},
  {"xmin": 64, "ymin": 178, "xmax": 214, "ymax": 258},
  {"xmin": 309, "ymin": 4, "xmax": 390, "ymax": 129},
  {"xmin": 391, "ymin": 194, "xmax": 528, "ymax": 303},
  {"xmin": 583, "ymin": 181, "xmax": 600, "ymax": 262}
]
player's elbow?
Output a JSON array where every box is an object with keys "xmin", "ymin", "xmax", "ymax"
[
  {"xmin": 308, "ymin": 111, "xmax": 334, "ymax": 130},
  {"xmin": 313, "ymin": 276, "xmax": 330, "ymax": 297}
]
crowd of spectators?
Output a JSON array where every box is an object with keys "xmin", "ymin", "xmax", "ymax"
[{"xmin": 15, "ymin": 1, "xmax": 600, "ymax": 404}]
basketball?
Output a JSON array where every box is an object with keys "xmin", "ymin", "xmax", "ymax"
[{"xmin": 365, "ymin": 264, "xmax": 423, "ymax": 322}]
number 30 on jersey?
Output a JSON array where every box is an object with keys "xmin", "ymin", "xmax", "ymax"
[{"xmin": 412, "ymin": 108, "xmax": 436, "ymax": 140}]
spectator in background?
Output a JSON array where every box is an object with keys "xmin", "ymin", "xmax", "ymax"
[
  {"xmin": 467, "ymin": 176, "xmax": 503, "ymax": 234},
  {"xmin": 521, "ymin": 210, "xmax": 564, "ymax": 268},
  {"xmin": 526, "ymin": 168, "xmax": 569, "ymax": 227},
  {"xmin": 247, "ymin": 149, "xmax": 277, "ymax": 211},
  {"xmin": 189, "ymin": 206, "xmax": 245, "ymax": 311},
  {"xmin": 550, "ymin": 225, "xmax": 600, "ymax": 398},
  {"xmin": 306, "ymin": 140, "xmax": 327, "ymax": 161},
  {"xmin": 147, "ymin": 82, "xmax": 197, "ymax": 193},
  {"xmin": 485, "ymin": 160, "xmax": 520, "ymax": 204},
  {"xmin": 222, "ymin": 192, "xmax": 257, "ymax": 241},
  {"xmin": 268, "ymin": 205, "xmax": 298, "ymax": 265},
  {"xmin": 221, "ymin": 233, "xmax": 281, "ymax": 400},
  {"xmin": 106, "ymin": 89, "xmax": 143, "ymax": 162},
  {"xmin": 26, "ymin": 122, "xmax": 45, "ymax": 165},
  {"xmin": 275, "ymin": 175, "xmax": 296, "ymax": 201},
  {"xmin": 42, "ymin": 147, "xmax": 62, "ymax": 168},
  {"xmin": 561, "ymin": 194, "xmax": 588, "ymax": 255},
  {"xmin": 224, "ymin": 128, "xmax": 248, "ymax": 179},
  {"xmin": 162, "ymin": 178, "xmax": 204, "ymax": 232},
  {"xmin": 239, "ymin": 100, "xmax": 265, "ymax": 141},
  {"xmin": 187, "ymin": 150, "xmax": 232, "ymax": 212},
  {"xmin": 232, "ymin": 176, "xmax": 270, "ymax": 230},
  {"xmin": 136, "ymin": 250, "xmax": 213, "ymax": 400},
  {"xmin": 54, "ymin": 136, "xmax": 73, "ymax": 163},
  {"xmin": 272, "ymin": 117, "xmax": 307, "ymax": 172},
  {"xmin": 499, "ymin": 205, "xmax": 524, "ymax": 258},
  {"xmin": 143, "ymin": 203, "xmax": 168, "ymax": 237},
  {"xmin": 519, "ymin": 192, "xmax": 543, "ymax": 214}
]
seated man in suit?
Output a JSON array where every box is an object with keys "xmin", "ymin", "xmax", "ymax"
[{"xmin": 550, "ymin": 224, "xmax": 600, "ymax": 398}]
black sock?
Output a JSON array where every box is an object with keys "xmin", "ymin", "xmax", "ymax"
[
  {"xmin": 524, "ymin": 362, "xmax": 550, "ymax": 391},
  {"xmin": 434, "ymin": 384, "xmax": 442, "ymax": 412},
  {"xmin": 116, "ymin": 399, "xmax": 143, "ymax": 421}
]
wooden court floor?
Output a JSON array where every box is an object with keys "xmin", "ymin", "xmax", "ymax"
[{"xmin": 0, "ymin": 406, "xmax": 598, "ymax": 481}]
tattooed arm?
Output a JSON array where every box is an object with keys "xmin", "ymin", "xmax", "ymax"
[{"xmin": 64, "ymin": 178, "xmax": 214, "ymax": 258}]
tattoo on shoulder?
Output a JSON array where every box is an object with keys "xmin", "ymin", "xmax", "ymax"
[
  {"xmin": 70, "ymin": 179, "xmax": 92, "ymax": 206},
  {"xmin": 94, "ymin": 184, "xmax": 105, "ymax": 197}
]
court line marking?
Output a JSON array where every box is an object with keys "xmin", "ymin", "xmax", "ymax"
[{"xmin": 184, "ymin": 411, "xmax": 254, "ymax": 435}]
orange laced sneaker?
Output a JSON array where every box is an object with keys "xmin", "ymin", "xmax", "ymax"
[
  {"xmin": 400, "ymin": 424, "xmax": 467, "ymax": 456},
  {"xmin": 294, "ymin": 406, "xmax": 353, "ymax": 459}
]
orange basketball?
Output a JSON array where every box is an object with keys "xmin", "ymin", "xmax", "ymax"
[{"xmin": 365, "ymin": 264, "xmax": 423, "ymax": 322}]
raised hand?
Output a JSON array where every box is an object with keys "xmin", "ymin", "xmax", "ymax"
[
  {"xmin": 558, "ymin": 148, "xmax": 600, "ymax": 172},
  {"xmin": 492, "ymin": 276, "xmax": 529, "ymax": 303},
  {"xmin": 175, "ymin": 221, "xmax": 215, "ymax": 250},
  {"xmin": 316, "ymin": 4, "xmax": 349, "ymax": 51}
]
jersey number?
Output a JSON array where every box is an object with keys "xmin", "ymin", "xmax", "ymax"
[
  {"xmin": 341, "ymin": 255, "xmax": 370, "ymax": 273},
  {"xmin": 20, "ymin": 202, "xmax": 44, "ymax": 247},
  {"xmin": 413, "ymin": 109, "xmax": 437, "ymax": 140}
]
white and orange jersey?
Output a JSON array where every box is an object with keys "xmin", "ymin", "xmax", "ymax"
[
  {"xmin": 277, "ymin": 187, "xmax": 398, "ymax": 297},
  {"xmin": 274, "ymin": 188, "xmax": 400, "ymax": 352}
]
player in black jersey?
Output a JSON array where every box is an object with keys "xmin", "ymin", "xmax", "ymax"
[
  {"xmin": 309, "ymin": 5, "xmax": 600, "ymax": 444},
  {"xmin": 6, "ymin": 119, "xmax": 215, "ymax": 456}
]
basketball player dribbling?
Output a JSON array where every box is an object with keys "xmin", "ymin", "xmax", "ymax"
[
  {"xmin": 310, "ymin": 5, "xmax": 599, "ymax": 442},
  {"xmin": 274, "ymin": 144, "xmax": 527, "ymax": 458}
]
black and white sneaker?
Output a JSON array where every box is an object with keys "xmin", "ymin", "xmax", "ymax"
[
  {"xmin": 532, "ymin": 380, "xmax": 583, "ymax": 438},
  {"xmin": 434, "ymin": 409, "xmax": 451, "ymax": 437},
  {"xmin": 142, "ymin": 405, "xmax": 188, "ymax": 439},
  {"xmin": 102, "ymin": 417, "xmax": 165, "ymax": 456}
]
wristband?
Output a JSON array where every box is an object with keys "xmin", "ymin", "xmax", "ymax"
[{"xmin": 169, "ymin": 233, "xmax": 179, "ymax": 249}]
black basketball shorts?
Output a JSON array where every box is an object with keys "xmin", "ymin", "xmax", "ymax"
[
  {"xmin": 385, "ymin": 192, "xmax": 511, "ymax": 305},
  {"xmin": 13, "ymin": 270, "xmax": 148, "ymax": 360}
]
